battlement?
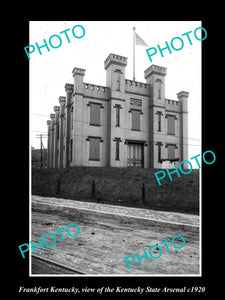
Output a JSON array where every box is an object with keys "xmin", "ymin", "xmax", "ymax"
[
  {"xmin": 83, "ymin": 82, "xmax": 109, "ymax": 100},
  {"xmin": 104, "ymin": 53, "xmax": 128, "ymax": 69},
  {"xmin": 72, "ymin": 67, "xmax": 86, "ymax": 77},
  {"xmin": 58, "ymin": 96, "xmax": 66, "ymax": 103},
  {"xmin": 84, "ymin": 83, "xmax": 107, "ymax": 92},
  {"xmin": 177, "ymin": 91, "xmax": 189, "ymax": 98},
  {"xmin": 53, "ymin": 106, "xmax": 60, "ymax": 112},
  {"xmin": 144, "ymin": 64, "xmax": 167, "ymax": 79},
  {"xmin": 165, "ymin": 98, "xmax": 179, "ymax": 106},
  {"xmin": 65, "ymin": 83, "xmax": 74, "ymax": 91},
  {"xmin": 165, "ymin": 98, "xmax": 181, "ymax": 111},
  {"xmin": 125, "ymin": 79, "xmax": 148, "ymax": 88},
  {"xmin": 125, "ymin": 79, "xmax": 150, "ymax": 96}
]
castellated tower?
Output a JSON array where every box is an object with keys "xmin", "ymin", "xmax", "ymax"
[
  {"xmin": 46, "ymin": 120, "xmax": 51, "ymax": 169},
  {"xmin": 71, "ymin": 68, "xmax": 86, "ymax": 167},
  {"xmin": 58, "ymin": 96, "xmax": 66, "ymax": 168},
  {"xmin": 177, "ymin": 91, "xmax": 189, "ymax": 168},
  {"xmin": 104, "ymin": 54, "xmax": 128, "ymax": 167},
  {"xmin": 53, "ymin": 106, "xmax": 60, "ymax": 169},
  {"xmin": 144, "ymin": 65, "xmax": 167, "ymax": 168},
  {"xmin": 144, "ymin": 65, "xmax": 189, "ymax": 168}
]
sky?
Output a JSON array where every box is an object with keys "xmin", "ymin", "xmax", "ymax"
[{"xmin": 30, "ymin": 20, "xmax": 201, "ymax": 159}]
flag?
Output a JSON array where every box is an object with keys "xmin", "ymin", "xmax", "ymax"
[
  {"xmin": 132, "ymin": 28, "xmax": 148, "ymax": 80},
  {"xmin": 135, "ymin": 32, "xmax": 148, "ymax": 47}
]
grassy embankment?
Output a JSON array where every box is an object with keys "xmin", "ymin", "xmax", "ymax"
[{"xmin": 32, "ymin": 167, "xmax": 199, "ymax": 214}]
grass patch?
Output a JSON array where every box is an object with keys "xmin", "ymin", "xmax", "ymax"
[{"xmin": 32, "ymin": 167, "xmax": 199, "ymax": 215}]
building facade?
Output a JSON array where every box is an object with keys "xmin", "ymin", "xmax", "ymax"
[{"xmin": 47, "ymin": 53, "xmax": 189, "ymax": 169}]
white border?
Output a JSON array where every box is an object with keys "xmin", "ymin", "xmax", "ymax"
[{"xmin": 28, "ymin": 20, "xmax": 202, "ymax": 278}]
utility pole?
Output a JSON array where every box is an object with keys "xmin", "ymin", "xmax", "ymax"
[{"xmin": 36, "ymin": 134, "xmax": 46, "ymax": 167}]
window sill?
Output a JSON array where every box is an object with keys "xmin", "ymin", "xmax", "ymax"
[
  {"xmin": 90, "ymin": 123, "xmax": 101, "ymax": 127},
  {"xmin": 89, "ymin": 158, "xmax": 100, "ymax": 161}
]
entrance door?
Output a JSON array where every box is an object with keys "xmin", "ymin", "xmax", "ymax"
[{"xmin": 127, "ymin": 143, "xmax": 143, "ymax": 167}]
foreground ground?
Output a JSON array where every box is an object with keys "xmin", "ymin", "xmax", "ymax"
[{"xmin": 31, "ymin": 195, "xmax": 200, "ymax": 275}]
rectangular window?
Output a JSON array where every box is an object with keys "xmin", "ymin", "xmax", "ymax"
[
  {"xmin": 158, "ymin": 85, "xmax": 161, "ymax": 99},
  {"xmin": 63, "ymin": 117, "xmax": 66, "ymax": 136},
  {"xmin": 70, "ymin": 106, "xmax": 74, "ymax": 129},
  {"xmin": 89, "ymin": 137, "xmax": 100, "ymax": 161},
  {"xmin": 158, "ymin": 113, "xmax": 161, "ymax": 132},
  {"xmin": 116, "ymin": 106, "xmax": 120, "ymax": 126},
  {"xmin": 70, "ymin": 139, "xmax": 73, "ymax": 162},
  {"xmin": 156, "ymin": 111, "xmax": 163, "ymax": 132},
  {"xmin": 131, "ymin": 110, "xmax": 141, "ymax": 131},
  {"xmin": 90, "ymin": 103, "xmax": 101, "ymax": 126},
  {"xmin": 116, "ymin": 71, "xmax": 120, "ymax": 91},
  {"xmin": 114, "ymin": 138, "xmax": 121, "ymax": 160},
  {"xmin": 167, "ymin": 144, "xmax": 176, "ymax": 160},
  {"xmin": 56, "ymin": 123, "xmax": 59, "ymax": 139},
  {"xmin": 157, "ymin": 142, "xmax": 162, "ymax": 162},
  {"xmin": 167, "ymin": 115, "xmax": 175, "ymax": 135},
  {"xmin": 156, "ymin": 79, "xmax": 162, "ymax": 99},
  {"xmin": 116, "ymin": 140, "xmax": 119, "ymax": 160},
  {"xmin": 114, "ymin": 104, "xmax": 122, "ymax": 127}
]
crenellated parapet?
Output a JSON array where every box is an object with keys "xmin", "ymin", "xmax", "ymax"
[{"xmin": 104, "ymin": 53, "xmax": 127, "ymax": 69}]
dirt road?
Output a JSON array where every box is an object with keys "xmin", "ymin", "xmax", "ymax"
[{"xmin": 31, "ymin": 195, "xmax": 200, "ymax": 275}]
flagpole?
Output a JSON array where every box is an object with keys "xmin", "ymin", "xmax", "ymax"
[{"xmin": 133, "ymin": 26, "xmax": 136, "ymax": 81}]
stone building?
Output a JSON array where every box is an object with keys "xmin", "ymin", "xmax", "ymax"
[{"xmin": 47, "ymin": 53, "xmax": 189, "ymax": 169}]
